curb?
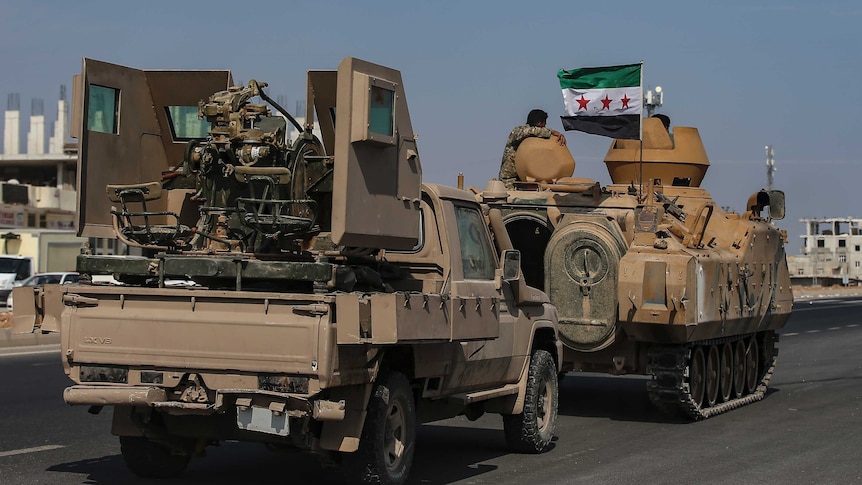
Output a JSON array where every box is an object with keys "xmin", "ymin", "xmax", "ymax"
[{"xmin": 0, "ymin": 328, "xmax": 62, "ymax": 348}]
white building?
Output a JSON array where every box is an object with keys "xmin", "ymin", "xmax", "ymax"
[
  {"xmin": 0, "ymin": 88, "xmax": 77, "ymax": 232},
  {"xmin": 787, "ymin": 217, "xmax": 862, "ymax": 286}
]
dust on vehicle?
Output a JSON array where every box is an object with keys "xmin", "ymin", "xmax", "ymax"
[
  {"xmin": 13, "ymin": 57, "xmax": 561, "ymax": 484},
  {"xmin": 479, "ymin": 116, "xmax": 792, "ymax": 419}
]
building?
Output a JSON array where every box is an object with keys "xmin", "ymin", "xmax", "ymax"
[
  {"xmin": 0, "ymin": 88, "xmax": 77, "ymax": 232},
  {"xmin": 787, "ymin": 217, "xmax": 862, "ymax": 286}
]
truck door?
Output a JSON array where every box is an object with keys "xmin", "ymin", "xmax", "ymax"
[
  {"xmin": 449, "ymin": 202, "xmax": 517, "ymax": 388},
  {"xmin": 72, "ymin": 59, "xmax": 231, "ymax": 237}
]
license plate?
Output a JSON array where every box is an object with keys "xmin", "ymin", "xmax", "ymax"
[{"xmin": 236, "ymin": 406, "xmax": 289, "ymax": 436}]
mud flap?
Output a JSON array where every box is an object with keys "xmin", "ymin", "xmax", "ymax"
[
  {"xmin": 112, "ymin": 406, "xmax": 145, "ymax": 437},
  {"xmin": 489, "ymin": 354, "xmax": 531, "ymax": 416},
  {"xmin": 319, "ymin": 383, "xmax": 373, "ymax": 452}
]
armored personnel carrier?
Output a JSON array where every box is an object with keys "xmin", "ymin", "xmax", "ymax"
[
  {"xmin": 479, "ymin": 117, "xmax": 793, "ymax": 419},
  {"xmin": 12, "ymin": 57, "xmax": 561, "ymax": 484}
]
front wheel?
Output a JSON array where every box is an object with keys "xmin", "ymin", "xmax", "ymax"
[
  {"xmin": 343, "ymin": 371, "xmax": 416, "ymax": 485},
  {"xmin": 119, "ymin": 436, "xmax": 190, "ymax": 479},
  {"xmin": 503, "ymin": 349, "xmax": 559, "ymax": 453}
]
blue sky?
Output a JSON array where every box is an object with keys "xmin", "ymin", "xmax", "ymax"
[{"xmin": 1, "ymin": 0, "xmax": 861, "ymax": 252}]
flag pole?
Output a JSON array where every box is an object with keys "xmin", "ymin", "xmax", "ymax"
[{"xmin": 638, "ymin": 60, "xmax": 644, "ymax": 203}]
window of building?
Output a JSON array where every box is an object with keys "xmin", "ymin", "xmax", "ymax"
[
  {"xmin": 165, "ymin": 106, "xmax": 210, "ymax": 140},
  {"xmin": 839, "ymin": 255, "xmax": 847, "ymax": 263},
  {"xmin": 839, "ymin": 239, "xmax": 847, "ymax": 248},
  {"xmin": 856, "ymin": 261, "xmax": 861, "ymax": 268},
  {"xmin": 797, "ymin": 268, "xmax": 804, "ymax": 275},
  {"xmin": 455, "ymin": 205, "xmax": 496, "ymax": 280},
  {"xmin": 87, "ymin": 85, "xmax": 119, "ymax": 134},
  {"xmin": 817, "ymin": 239, "xmax": 825, "ymax": 248}
]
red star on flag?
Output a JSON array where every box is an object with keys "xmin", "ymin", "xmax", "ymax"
[
  {"xmin": 576, "ymin": 95, "xmax": 590, "ymax": 111},
  {"xmin": 600, "ymin": 95, "xmax": 612, "ymax": 110},
  {"xmin": 620, "ymin": 94, "xmax": 631, "ymax": 109}
]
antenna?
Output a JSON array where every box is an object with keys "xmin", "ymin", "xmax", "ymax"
[
  {"xmin": 765, "ymin": 145, "xmax": 775, "ymax": 190},
  {"xmin": 644, "ymin": 86, "xmax": 663, "ymax": 117}
]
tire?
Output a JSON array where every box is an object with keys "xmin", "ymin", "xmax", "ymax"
[
  {"xmin": 119, "ymin": 436, "xmax": 190, "ymax": 479},
  {"xmin": 503, "ymin": 349, "xmax": 559, "ymax": 453},
  {"xmin": 343, "ymin": 371, "xmax": 416, "ymax": 485}
]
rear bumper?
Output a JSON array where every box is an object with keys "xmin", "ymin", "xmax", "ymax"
[
  {"xmin": 63, "ymin": 385, "xmax": 346, "ymax": 421},
  {"xmin": 64, "ymin": 385, "xmax": 167, "ymax": 406}
]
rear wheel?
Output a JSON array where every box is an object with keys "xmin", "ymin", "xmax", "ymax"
[
  {"xmin": 343, "ymin": 371, "xmax": 416, "ymax": 485},
  {"xmin": 503, "ymin": 349, "xmax": 558, "ymax": 453},
  {"xmin": 119, "ymin": 436, "xmax": 190, "ymax": 479}
]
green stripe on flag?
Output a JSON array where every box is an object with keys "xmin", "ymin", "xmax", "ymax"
[{"xmin": 557, "ymin": 64, "xmax": 642, "ymax": 90}]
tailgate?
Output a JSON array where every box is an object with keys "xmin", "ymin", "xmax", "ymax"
[{"xmin": 62, "ymin": 286, "xmax": 328, "ymax": 375}]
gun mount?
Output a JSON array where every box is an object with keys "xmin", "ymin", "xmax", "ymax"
[{"xmin": 74, "ymin": 57, "xmax": 421, "ymax": 291}]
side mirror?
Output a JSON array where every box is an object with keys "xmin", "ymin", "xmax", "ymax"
[
  {"xmin": 747, "ymin": 189, "xmax": 786, "ymax": 221},
  {"xmin": 501, "ymin": 249, "xmax": 521, "ymax": 282},
  {"xmin": 767, "ymin": 190, "xmax": 785, "ymax": 220}
]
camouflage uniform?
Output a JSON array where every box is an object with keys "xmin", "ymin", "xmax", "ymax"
[{"xmin": 499, "ymin": 124, "xmax": 553, "ymax": 188}]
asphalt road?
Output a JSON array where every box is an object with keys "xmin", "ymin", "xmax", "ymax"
[{"xmin": 1, "ymin": 298, "xmax": 860, "ymax": 485}]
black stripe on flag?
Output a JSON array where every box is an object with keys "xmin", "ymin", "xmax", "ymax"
[{"xmin": 560, "ymin": 115, "xmax": 640, "ymax": 140}]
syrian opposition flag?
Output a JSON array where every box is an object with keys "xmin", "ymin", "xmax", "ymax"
[{"xmin": 558, "ymin": 63, "xmax": 642, "ymax": 140}]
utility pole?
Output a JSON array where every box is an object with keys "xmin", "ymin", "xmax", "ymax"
[{"xmin": 765, "ymin": 145, "xmax": 775, "ymax": 191}]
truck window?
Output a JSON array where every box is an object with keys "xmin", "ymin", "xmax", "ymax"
[
  {"xmin": 0, "ymin": 258, "xmax": 31, "ymax": 280},
  {"xmin": 388, "ymin": 205, "xmax": 427, "ymax": 254},
  {"xmin": 166, "ymin": 106, "xmax": 210, "ymax": 140},
  {"xmin": 87, "ymin": 85, "xmax": 119, "ymax": 134},
  {"xmin": 369, "ymin": 85, "xmax": 395, "ymax": 137},
  {"xmin": 455, "ymin": 205, "xmax": 495, "ymax": 280}
]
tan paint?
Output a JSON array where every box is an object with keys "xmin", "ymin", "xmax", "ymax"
[
  {"xmin": 14, "ymin": 57, "xmax": 561, "ymax": 467},
  {"xmin": 482, "ymin": 117, "xmax": 792, "ymax": 376}
]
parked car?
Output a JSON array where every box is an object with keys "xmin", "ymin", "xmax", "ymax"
[{"xmin": 5, "ymin": 272, "xmax": 79, "ymax": 309}]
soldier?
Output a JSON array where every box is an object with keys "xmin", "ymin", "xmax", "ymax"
[
  {"xmin": 651, "ymin": 113, "xmax": 674, "ymax": 144},
  {"xmin": 499, "ymin": 109, "xmax": 566, "ymax": 188}
]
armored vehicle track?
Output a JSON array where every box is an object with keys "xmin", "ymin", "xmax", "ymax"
[{"xmin": 646, "ymin": 331, "xmax": 777, "ymax": 420}]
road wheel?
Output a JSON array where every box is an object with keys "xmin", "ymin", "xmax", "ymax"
[
  {"xmin": 745, "ymin": 336, "xmax": 760, "ymax": 394},
  {"xmin": 343, "ymin": 371, "xmax": 416, "ymax": 485},
  {"xmin": 119, "ymin": 436, "xmax": 190, "ymax": 479},
  {"xmin": 732, "ymin": 340, "xmax": 746, "ymax": 398},
  {"xmin": 688, "ymin": 346, "xmax": 706, "ymax": 408},
  {"xmin": 705, "ymin": 345, "xmax": 720, "ymax": 407},
  {"xmin": 503, "ymin": 349, "xmax": 558, "ymax": 453},
  {"xmin": 719, "ymin": 342, "xmax": 733, "ymax": 403}
]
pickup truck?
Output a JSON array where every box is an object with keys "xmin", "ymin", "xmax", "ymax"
[{"xmin": 13, "ymin": 56, "xmax": 561, "ymax": 485}]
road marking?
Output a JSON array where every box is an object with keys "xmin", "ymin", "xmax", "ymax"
[
  {"xmin": 0, "ymin": 445, "xmax": 64, "ymax": 458},
  {"xmin": 848, "ymin": 324, "xmax": 859, "ymax": 328},
  {"xmin": 828, "ymin": 327, "xmax": 841, "ymax": 331},
  {"xmin": 783, "ymin": 332, "xmax": 799, "ymax": 336},
  {"xmin": 805, "ymin": 330, "xmax": 820, "ymax": 334}
]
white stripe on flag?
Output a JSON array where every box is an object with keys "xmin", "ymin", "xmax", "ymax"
[{"xmin": 562, "ymin": 87, "xmax": 641, "ymax": 117}]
